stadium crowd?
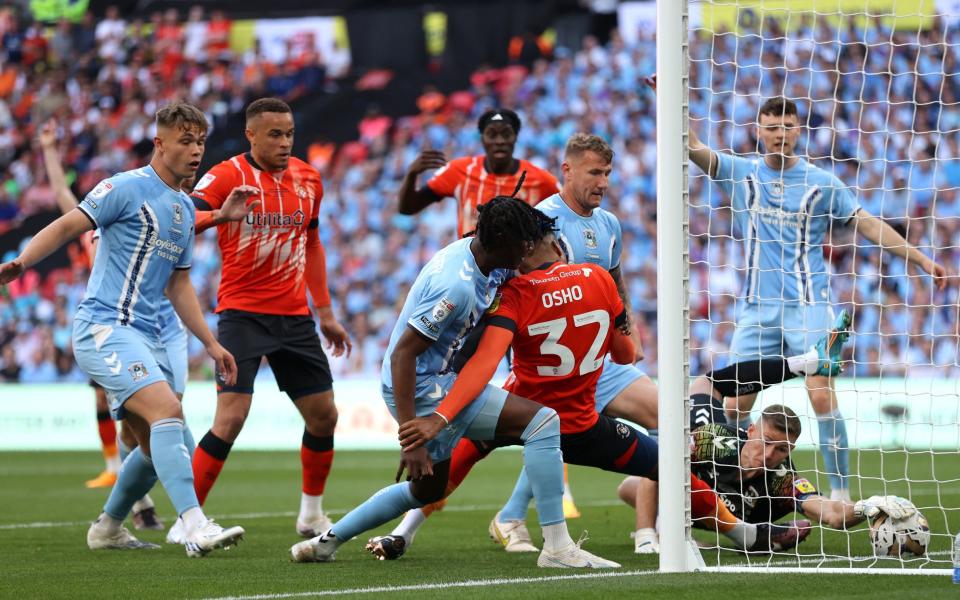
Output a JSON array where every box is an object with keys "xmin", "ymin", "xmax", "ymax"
[{"xmin": 1, "ymin": 7, "xmax": 958, "ymax": 383}]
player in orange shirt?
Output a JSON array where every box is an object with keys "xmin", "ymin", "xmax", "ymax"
[
  {"xmin": 187, "ymin": 98, "xmax": 352, "ymax": 540},
  {"xmin": 397, "ymin": 109, "xmax": 561, "ymax": 238}
]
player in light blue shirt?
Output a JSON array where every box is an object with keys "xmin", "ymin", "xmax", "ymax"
[
  {"xmin": 687, "ymin": 94, "xmax": 948, "ymax": 499},
  {"xmin": 0, "ymin": 103, "xmax": 254, "ymax": 556},
  {"xmin": 291, "ymin": 197, "xmax": 618, "ymax": 568}
]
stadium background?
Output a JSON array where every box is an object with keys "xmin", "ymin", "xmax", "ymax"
[{"xmin": 0, "ymin": 0, "xmax": 958, "ymax": 449}]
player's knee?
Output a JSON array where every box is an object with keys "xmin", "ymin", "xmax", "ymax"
[
  {"xmin": 808, "ymin": 388, "xmax": 833, "ymax": 415},
  {"xmin": 617, "ymin": 476, "xmax": 640, "ymax": 506},
  {"xmin": 214, "ymin": 410, "xmax": 249, "ymax": 441},
  {"xmin": 409, "ymin": 479, "xmax": 446, "ymax": 504},
  {"xmin": 520, "ymin": 406, "xmax": 559, "ymax": 443}
]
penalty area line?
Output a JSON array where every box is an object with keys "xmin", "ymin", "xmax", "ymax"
[{"xmin": 197, "ymin": 569, "xmax": 661, "ymax": 600}]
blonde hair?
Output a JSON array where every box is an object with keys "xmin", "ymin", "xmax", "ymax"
[{"xmin": 564, "ymin": 133, "xmax": 613, "ymax": 164}]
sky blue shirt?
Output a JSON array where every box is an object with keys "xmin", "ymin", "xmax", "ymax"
[
  {"xmin": 713, "ymin": 154, "xmax": 860, "ymax": 305},
  {"xmin": 535, "ymin": 193, "xmax": 622, "ymax": 271},
  {"xmin": 381, "ymin": 238, "xmax": 511, "ymax": 389},
  {"xmin": 76, "ymin": 165, "xmax": 194, "ymax": 339}
]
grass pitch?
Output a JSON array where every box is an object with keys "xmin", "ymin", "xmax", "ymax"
[{"xmin": 2, "ymin": 449, "xmax": 958, "ymax": 599}]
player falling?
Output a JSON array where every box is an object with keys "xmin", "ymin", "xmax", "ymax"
[
  {"xmin": 291, "ymin": 197, "xmax": 618, "ymax": 568},
  {"xmin": 187, "ymin": 98, "xmax": 351, "ymax": 540},
  {"xmin": 0, "ymin": 103, "xmax": 247, "ymax": 557}
]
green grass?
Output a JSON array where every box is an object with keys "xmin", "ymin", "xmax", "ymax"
[{"xmin": 1, "ymin": 450, "xmax": 958, "ymax": 599}]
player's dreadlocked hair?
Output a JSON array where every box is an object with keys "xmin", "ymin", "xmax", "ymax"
[{"xmin": 475, "ymin": 196, "xmax": 557, "ymax": 251}]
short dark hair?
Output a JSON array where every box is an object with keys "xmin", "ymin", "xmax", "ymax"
[
  {"xmin": 156, "ymin": 102, "xmax": 208, "ymax": 134},
  {"xmin": 478, "ymin": 108, "xmax": 521, "ymax": 134},
  {"xmin": 758, "ymin": 96, "xmax": 799, "ymax": 120},
  {"xmin": 760, "ymin": 404, "xmax": 802, "ymax": 439},
  {"xmin": 475, "ymin": 196, "xmax": 555, "ymax": 251},
  {"xmin": 246, "ymin": 97, "xmax": 292, "ymax": 123},
  {"xmin": 564, "ymin": 133, "xmax": 614, "ymax": 164}
]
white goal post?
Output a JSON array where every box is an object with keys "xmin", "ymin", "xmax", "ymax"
[{"xmin": 655, "ymin": 0, "xmax": 959, "ymax": 575}]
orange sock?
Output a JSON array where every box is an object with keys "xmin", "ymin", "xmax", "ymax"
[
  {"xmin": 301, "ymin": 431, "xmax": 334, "ymax": 495},
  {"xmin": 690, "ymin": 473, "xmax": 737, "ymax": 532},
  {"xmin": 97, "ymin": 411, "xmax": 118, "ymax": 457},
  {"xmin": 193, "ymin": 431, "xmax": 232, "ymax": 505},
  {"xmin": 422, "ymin": 439, "xmax": 491, "ymax": 517}
]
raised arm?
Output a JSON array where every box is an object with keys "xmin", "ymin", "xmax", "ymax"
[
  {"xmin": 397, "ymin": 150, "xmax": 447, "ymax": 215},
  {"xmin": 644, "ymin": 74, "xmax": 717, "ymax": 177},
  {"xmin": 851, "ymin": 208, "xmax": 948, "ymax": 290},
  {"xmin": 38, "ymin": 120, "xmax": 79, "ymax": 214},
  {"xmin": 0, "ymin": 210, "xmax": 93, "ymax": 284}
]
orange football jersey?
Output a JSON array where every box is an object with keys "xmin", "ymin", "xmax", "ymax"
[{"xmin": 426, "ymin": 156, "xmax": 560, "ymax": 238}]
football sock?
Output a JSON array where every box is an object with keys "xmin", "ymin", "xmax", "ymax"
[
  {"xmin": 518, "ymin": 406, "xmax": 565, "ymax": 527},
  {"xmin": 724, "ymin": 520, "xmax": 758, "ymax": 550},
  {"xmin": 817, "ymin": 409, "xmax": 849, "ymax": 492},
  {"xmin": 181, "ymin": 506, "xmax": 207, "ymax": 533},
  {"xmin": 193, "ymin": 430, "xmax": 232, "ymax": 505},
  {"xmin": 500, "ymin": 468, "xmax": 533, "ymax": 522},
  {"xmin": 151, "ymin": 418, "xmax": 200, "ymax": 515},
  {"xmin": 97, "ymin": 411, "xmax": 120, "ymax": 472},
  {"xmin": 542, "ymin": 522, "xmax": 575, "ymax": 552},
  {"xmin": 390, "ymin": 508, "xmax": 426, "ymax": 544},
  {"xmin": 300, "ymin": 494, "xmax": 325, "ymax": 523},
  {"xmin": 95, "ymin": 512, "xmax": 124, "ymax": 533},
  {"xmin": 182, "ymin": 423, "xmax": 196, "ymax": 459},
  {"xmin": 707, "ymin": 358, "xmax": 796, "ymax": 398},
  {"xmin": 103, "ymin": 447, "xmax": 158, "ymax": 521},
  {"xmin": 331, "ymin": 482, "xmax": 423, "ymax": 542},
  {"xmin": 301, "ymin": 431, "xmax": 334, "ymax": 497}
]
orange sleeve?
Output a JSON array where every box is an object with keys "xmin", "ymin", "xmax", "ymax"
[
  {"xmin": 610, "ymin": 329, "xmax": 636, "ymax": 365},
  {"xmin": 190, "ymin": 163, "xmax": 237, "ymax": 210},
  {"xmin": 435, "ymin": 326, "xmax": 514, "ymax": 423},
  {"xmin": 305, "ymin": 232, "xmax": 332, "ymax": 309},
  {"xmin": 194, "ymin": 209, "xmax": 216, "ymax": 233},
  {"xmin": 425, "ymin": 158, "xmax": 463, "ymax": 197}
]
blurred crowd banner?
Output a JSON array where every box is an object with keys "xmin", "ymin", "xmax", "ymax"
[{"xmin": 0, "ymin": 378, "xmax": 957, "ymax": 450}]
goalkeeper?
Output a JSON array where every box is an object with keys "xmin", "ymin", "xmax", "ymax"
[{"xmin": 620, "ymin": 367, "xmax": 918, "ymax": 553}]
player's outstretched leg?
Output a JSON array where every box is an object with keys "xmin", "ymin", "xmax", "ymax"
[{"xmin": 810, "ymin": 309, "xmax": 853, "ymax": 500}]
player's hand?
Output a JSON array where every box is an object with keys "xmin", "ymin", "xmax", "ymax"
[
  {"xmin": 319, "ymin": 315, "xmax": 353, "ymax": 359},
  {"xmin": 218, "ymin": 185, "xmax": 261, "ymax": 223},
  {"xmin": 0, "ymin": 259, "xmax": 25, "ymax": 285},
  {"xmin": 39, "ymin": 119, "xmax": 57, "ymax": 149},
  {"xmin": 408, "ymin": 150, "xmax": 447, "ymax": 175},
  {"xmin": 853, "ymin": 495, "xmax": 917, "ymax": 521},
  {"xmin": 398, "ymin": 413, "xmax": 447, "ymax": 451},
  {"xmin": 396, "ymin": 445, "xmax": 433, "ymax": 482},
  {"xmin": 644, "ymin": 74, "xmax": 657, "ymax": 92},
  {"xmin": 921, "ymin": 259, "xmax": 950, "ymax": 291},
  {"xmin": 206, "ymin": 341, "xmax": 238, "ymax": 387}
]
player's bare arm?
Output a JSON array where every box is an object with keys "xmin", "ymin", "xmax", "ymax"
[
  {"xmin": 608, "ymin": 265, "xmax": 644, "ymax": 361},
  {"xmin": 850, "ymin": 208, "xmax": 949, "ymax": 290},
  {"xmin": 397, "ymin": 150, "xmax": 447, "ymax": 215},
  {"xmin": 0, "ymin": 209, "xmax": 93, "ymax": 284},
  {"xmin": 645, "ymin": 74, "xmax": 717, "ymax": 177},
  {"xmin": 390, "ymin": 327, "xmax": 436, "ymax": 481},
  {"xmin": 800, "ymin": 493, "xmax": 917, "ymax": 530},
  {"xmin": 316, "ymin": 305, "xmax": 353, "ymax": 358},
  {"xmin": 165, "ymin": 269, "xmax": 237, "ymax": 386},
  {"xmin": 39, "ymin": 119, "xmax": 80, "ymax": 214}
]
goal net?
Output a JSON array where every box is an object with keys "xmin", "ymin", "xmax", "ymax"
[{"xmin": 659, "ymin": 0, "xmax": 960, "ymax": 574}]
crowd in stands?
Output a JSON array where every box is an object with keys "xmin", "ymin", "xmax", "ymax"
[{"xmin": 1, "ymin": 7, "xmax": 958, "ymax": 384}]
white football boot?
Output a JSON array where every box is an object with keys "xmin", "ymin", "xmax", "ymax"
[
  {"xmin": 184, "ymin": 519, "xmax": 245, "ymax": 558},
  {"xmin": 489, "ymin": 512, "xmax": 539, "ymax": 553},
  {"xmin": 87, "ymin": 517, "xmax": 160, "ymax": 550},
  {"xmin": 165, "ymin": 517, "xmax": 186, "ymax": 545},
  {"xmin": 633, "ymin": 528, "xmax": 660, "ymax": 554},
  {"xmin": 538, "ymin": 533, "xmax": 621, "ymax": 569},
  {"xmin": 296, "ymin": 513, "xmax": 334, "ymax": 538},
  {"xmin": 290, "ymin": 530, "xmax": 338, "ymax": 563}
]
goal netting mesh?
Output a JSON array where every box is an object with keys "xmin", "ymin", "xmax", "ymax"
[{"xmin": 684, "ymin": 0, "xmax": 959, "ymax": 571}]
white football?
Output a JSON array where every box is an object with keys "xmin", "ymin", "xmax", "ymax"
[{"xmin": 869, "ymin": 511, "xmax": 930, "ymax": 557}]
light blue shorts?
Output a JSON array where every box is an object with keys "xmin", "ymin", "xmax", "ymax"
[
  {"xmin": 73, "ymin": 320, "xmax": 174, "ymax": 420},
  {"xmin": 594, "ymin": 358, "xmax": 646, "ymax": 414},
  {"xmin": 728, "ymin": 301, "xmax": 835, "ymax": 362},
  {"xmin": 382, "ymin": 372, "xmax": 508, "ymax": 462},
  {"xmin": 159, "ymin": 313, "xmax": 188, "ymax": 396}
]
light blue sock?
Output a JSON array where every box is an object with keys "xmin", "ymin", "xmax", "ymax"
[
  {"xmin": 150, "ymin": 418, "xmax": 200, "ymax": 515},
  {"xmin": 519, "ymin": 407, "xmax": 564, "ymax": 527},
  {"xmin": 331, "ymin": 482, "xmax": 423, "ymax": 541},
  {"xmin": 182, "ymin": 423, "xmax": 196, "ymax": 460},
  {"xmin": 499, "ymin": 468, "xmax": 533, "ymax": 521},
  {"xmin": 103, "ymin": 447, "xmax": 158, "ymax": 520},
  {"xmin": 818, "ymin": 410, "xmax": 849, "ymax": 491}
]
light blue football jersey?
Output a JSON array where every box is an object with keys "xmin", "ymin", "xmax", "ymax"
[
  {"xmin": 713, "ymin": 154, "xmax": 860, "ymax": 305},
  {"xmin": 76, "ymin": 165, "xmax": 195, "ymax": 339},
  {"xmin": 535, "ymin": 194, "xmax": 622, "ymax": 271},
  {"xmin": 381, "ymin": 238, "xmax": 511, "ymax": 389}
]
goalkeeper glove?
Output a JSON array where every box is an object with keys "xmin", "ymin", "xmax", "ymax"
[{"xmin": 853, "ymin": 495, "xmax": 917, "ymax": 521}]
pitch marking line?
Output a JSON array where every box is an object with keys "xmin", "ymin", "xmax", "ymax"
[{"xmin": 198, "ymin": 569, "xmax": 661, "ymax": 600}]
